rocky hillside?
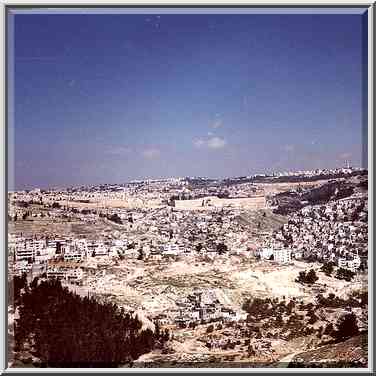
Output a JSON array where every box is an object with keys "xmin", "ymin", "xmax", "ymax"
[
  {"xmin": 287, "ymin": 334, "xmax": 367, "ymax": 368},
  {"xmin": 273, "ymin": 175, "xmax": 367, "ymax": 216}
]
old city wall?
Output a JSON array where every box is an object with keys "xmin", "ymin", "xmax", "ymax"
[{"xmin": 174, "ymin": 196, "xmax": 266, "ymax": 210}]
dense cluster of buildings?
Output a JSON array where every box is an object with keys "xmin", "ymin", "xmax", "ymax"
[
  {"xmin": 267, "ymin": 165, "xmax": 365, "ymax": 179},
  {"xmin": 9, "ymin": 234, "xmax": 127, "ymax": 280},
  {"xmin": 262, "ymin": 196, "xmax": 368, "ymax": 272},
  {"xmin": 9, "ymin": 174, "xmax": 368, "ymax": 282},
  {"xmin": 8, "ymin": 170, "xmax": 368, "ymax": 332},
  {"xmin": 173, "ymin": 290, "xmax": 244, "ymax": 327}
]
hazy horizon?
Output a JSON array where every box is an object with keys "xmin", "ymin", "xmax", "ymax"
[{"xmin": 8, "ymin": 10, "xmax": 368, "ymax": 190}]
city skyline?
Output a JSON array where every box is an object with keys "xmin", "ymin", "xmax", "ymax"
[
  {"xmin": 8, "ymin": 10, "xmax": 367, "ymax": 190},
  {"xmin": 8, "ymin": 164, "xmax": 365, "ymax": 193}
]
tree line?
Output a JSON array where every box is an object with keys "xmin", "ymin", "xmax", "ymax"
[{"xmin": 14, "ymin": 277, "xmax": 169, "ymax": 367}]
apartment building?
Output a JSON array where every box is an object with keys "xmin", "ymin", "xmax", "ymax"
[{"xmin": 273, "ymin": 248, "xmax": 292, "ymax": 264}]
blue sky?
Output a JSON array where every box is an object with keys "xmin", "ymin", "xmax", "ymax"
[{"xmin": 9, "ymin": 10, "xmax": 367, "ymax": 189}]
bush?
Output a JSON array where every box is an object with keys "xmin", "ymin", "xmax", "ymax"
[
  {"xmin": 206, "ymin": 324, "xmax": 214, "ymax": 334},
  {"xmin": 321, "ymin": 262, "xmax": 335, "ymax": 276},
  {"xmin": 307, "ymin": 310, "xmax": 318, "ymax": 325},
  {"xmin": 189, "ymin": 322, "xmax": 197, "ymax": 329},
  {"xmin": 108, "ymin": 214, "xmax": 122, "ymax": 225},
  {"xmin": 228, "ymin": 341, "xmax": 236, "ymax": 350},
  {"xmin": 335, "ymin": 268, "xmax": 355, "ymax": 282},
  {"xmin": 195, "ymin": 243, "xmax": 203, "ymax": 252},
  {"xmin": 296, "ymin": 269, "xmax": 319, "ymax": 284},
  {"xmin": 286, "ymin": 300, "xmax": 295, "ymax": 314},
  {"xmin": 324, "ymin": 322, "xmax": 334, "ymax": 336},
  {"xmin": 12, "ymin": 273, "xmax": 28, "ymax": 306},
  {"xmin": 349, "ymin": 290, "xmax": 368, "ymax": 307},
  {"xmin": 316, "ymin": 293, "xmax": 344, "ymax": 308},
  {"xmin": 275, "ymin": 314, "xmax": 283, "ymax": 326},
  {"xmin": 316, "ymin": 326, "xmax": 323, "ymax": 339},
  {"xmin": 334, "ymin": 313, "xmax": 359, "ymax": 341},
  {"xmin": 243, "ymin": 298, "xmax": 272, "ymax": 320},
  {"xmin": 216, "ymin": 243, "xmax": 228, "ymax": 255}
]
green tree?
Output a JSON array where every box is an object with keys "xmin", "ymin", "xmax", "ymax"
[
  {"xmin": 15, "ymin": 278, "xmax": 159, "ymax": 367},
  {"xmin": 137, "ymin": 250, "xmax": 144, "ymax": 261},
  {"xmin": 108, "ymin": 214, "xmax": 122, "ymax": 225},
  {"xmin": 30, "ymin": 277, "xmax": 39, "ymax": 289},
  {"xmin": 324, "ymin": 322, "xmax": 334, "ymax": 336},
  {"xmin": 12, "ymin": 273, "xmax": 27, "ymax": 306},
  {"xmin": 195, "ymin": 243, "xmax": 203, "ymax": 252},
  {"xmin": 321, "ymin": 262, "xmax": 335, "ymax": 276},
  {"xmin": 335, "ymin": 268, "xmax": 355, "ymax": 282},
  {"xmin": 334, "ymin": 313, "xmax": 359, "ymax": 341},
  {"xmin": 206, "ymin": 324, "xmax": 214, "ymax": 333},
  {"xmin": 216, "ymin": 243, "xmax": 228, "ymax": 255},
  {"xmin": 275, "ymin": 313, "xmax": 283, "ymax": 326},
  {"xmin": 296, "ymin": 269, "xmax": 319, "ymax": 284},
  {"xmin": 247, "ymin": 344, "xmax": 255, "ymax": 357}
]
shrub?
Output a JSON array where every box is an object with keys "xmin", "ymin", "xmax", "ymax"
[
  {"xmin": 189, "ymin": 322, "xmax": 197, "ymax": 329},
  {"xmin": 275, "ymin": 314, "xmax": 283, "ymax": 326},
  {"xmin": 324, "ymin": 322, "xmax": 334, "ymax": 336},
  {"xmin": 334, "ymin": 313, "xmax": 359, "ymax": 341},
  {"xmin": 195, "ymin": 243, "xmax": 203, "ymax": 252},
  {"xmin": 247, "ymin": 344, "xmax": 255, "ymax": 356},
  {"xmin": 206, "ymin": 324, "xmax": 214, "ymax": 334},
  {"xmin": 228, "ymin": 341, "xmax": 236, "ymax": 350},
  {"xmin": 335, "ymin": 268, "xmax": 355, "ymax": 282},
  {"xmin": 348, "ymin": 290, "xmax": 368, "ymax": 308},
  {"xmin": 321, "ymin": 262, "xmax": 335, "ymax": 276},
  {"xmin": 296, "ymin": 269, "xmax": 319, "ymax": 284},
  {"xmin": 216, "ymin": 243, "xmax": 228, "ymax": 255},
  {"xmin": 243, "ymin": 297, "xmax": 272, "ymax": 320},
  {"xmin": 108, "ymin": 213, "xmax": 122, "ymax": 225}
]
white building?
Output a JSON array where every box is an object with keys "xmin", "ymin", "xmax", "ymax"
[
  {"xmin": 259, "ymin": 247, "xmax": 274, "ymax": 260},
  {"xmin": 74, "ymin": 239, "xmax": 88, "ymax": 252},
  {"xmin": 338, "ymin": 257, "xmax": 348, "ymax": 269},
  {"xmin": 63, "ymin": 246, "xmax": 85, "ymax": 262},
  {"xmin": 293, "ymin": 250, "xmax": 303, "ymax": 260},
  {"xmin": 273, "ymin": 248, "xmax": 292, "ymax": 264},
  {"xmin": 164, "ymin": 243, "xmax": 180, "ymax": 256},
  {"xmin": 352, "ymin": 255, "xmax": 361, "ymax": 269},
  {"xmin": 112, "ymin": 239, "xmax": 127, "ymax": 247},
  {"xmin": 338, "ymin": 255, "xmax": 361, "ymax": 272},
  {"xmin": 47, "ymin": 264, "xmax": 84, "ymax": 284},
  {"xmin": 94, "ymin": 244, "xmax": 109, "ymax": 257},
  {"xmin": 14, "ymin": 260, "xmax": 32, "ymax": 275},
  {"xmin": 15, "ymin": 245, "xmax": 34, "ymax": 261}
]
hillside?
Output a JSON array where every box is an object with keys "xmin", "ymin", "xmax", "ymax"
[{"xmin": 287, "ymin": 334, "xmax": 368, "ymax": 368}]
